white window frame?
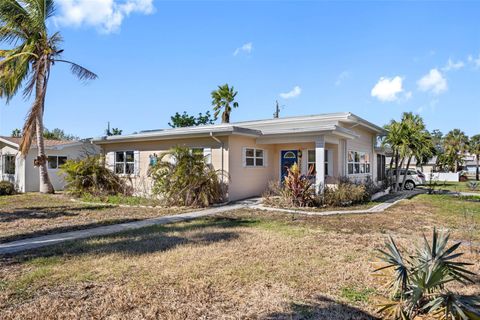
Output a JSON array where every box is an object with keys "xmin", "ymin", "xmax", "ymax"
[
  {"xmin": 47, "ymin": 155, "xmax": 68, "ymax": 170},
  {"xmin": 347, "ymin": 150, "xmax": 371, "ymax": 175},
  {"xmin": 243, "ymin": 147, "xmax": 266, "ymax": 167},
  {"xmin": 307, "ymin": 149, "xmax": 330, "ymax": 176},
  {"xmin": 114, "ymin": 151, "xmax": 135, "ymax": 175},
  {"xmin": 191, "ymin": 147, "xmax": 212, "ymax": 164},
  {"xmin": 3, "ymin": 154, "xmax": 16, "ymax": 175}
]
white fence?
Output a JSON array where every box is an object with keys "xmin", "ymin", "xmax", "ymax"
[{"xmin": 427, "ymin": 172, "xmax": 460, "ymax": 182}]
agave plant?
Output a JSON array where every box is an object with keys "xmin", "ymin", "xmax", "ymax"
[{"xmin": 375, "ymin": 229, "xmax": 479, "ymax": 319}]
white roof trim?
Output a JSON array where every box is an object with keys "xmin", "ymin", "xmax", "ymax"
[
  {"xmin": 91, "ymin": 112, "xmax": 384, "ymax": 144},
  {"xmin": 0, "ymin": 137, "xmax": 84, "ymax": 150},
  {"xmin": 0, "ymin": 137, "xmax": 19, "ymax": 148}
]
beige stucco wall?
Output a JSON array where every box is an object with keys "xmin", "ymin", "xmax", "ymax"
[
  {"xmin": 226, "ymin": 135, "xmax": 276, "ymax": 201},
  {"xmin": 99, "ymin": 137, "xmax": 229, "ymax": 197}
]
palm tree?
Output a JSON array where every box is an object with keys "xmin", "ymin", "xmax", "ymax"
[
  {"xmin": 0, "ymin": 0, "xmax": 97, "ymax": 193},
  {"xmin": 211, "ymin": 84, "xmax": 239, "ymax": 123},
  {"xmin": 382, "ymin": 120, "xmax": 405, "ymax": 192},
  {"xmin": 469, "ymin": 134, "xmax": 480, "ymax": 180},
  {"xmin": 398, "ymin": 113, "xmax": 432, "ymax": 190},
  {"xmin": 444, "ymin": 129, "xmax": 469, "ymax": 173}
]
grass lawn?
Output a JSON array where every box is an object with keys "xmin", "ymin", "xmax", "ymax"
[
  {"xmin": 427, "ymin": 180, "xmax": 480, "ymax": 193},
  {"xmin": 0, "ymin": 194, "xmax": 478, "ymax": 319},
  {"xmin": 0, "ymin": 193, "xmax": 191, "ymax": 244}
]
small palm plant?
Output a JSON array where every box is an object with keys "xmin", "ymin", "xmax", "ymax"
[
  {"xmin": 467, "ymin": 181, "xmax": 478, "ymax": 192},
  {"xmin": 149, "ymin": 146, "xmax": 226, "ymax": 207},
  {"xmin": 375, "ymin": 229, "xmax": 479, "ymax": 319}
]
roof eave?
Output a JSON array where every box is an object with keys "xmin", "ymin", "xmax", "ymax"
[{"xmin": 0, "ymin": 137, "xmax": 19, "ymax": 148}]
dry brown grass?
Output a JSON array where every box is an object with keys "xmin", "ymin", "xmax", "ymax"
[
  {"xmin": 0, "ymin": 194, "xmax": 478, "ymax": 319},
  {"xmin": 0, "ymin": 193, "xmax": 191, "ymax": 243}
]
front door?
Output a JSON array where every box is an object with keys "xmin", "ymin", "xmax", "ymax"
[{"xmin": 281, "ymin": 150, "xmax": 298, "ymax": 181}]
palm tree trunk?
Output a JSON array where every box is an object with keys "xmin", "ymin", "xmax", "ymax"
[
  {"xmin": 394, "ymin": 152, "xmax": 400, "ymax": 192},
  {"xmin": 35, "ymin": 115, "xmax": 54, "ymax": 193},
  {"xmin": 401, "ymin": 156, "xmax": 412, "ymax": 190},
  {"xmin": 35, "ymin": 62, "xmax": 54, "ymax": 194},
  {"xmin": 476, "ymin": 155, "xmax": 479, "ymax": 181}
]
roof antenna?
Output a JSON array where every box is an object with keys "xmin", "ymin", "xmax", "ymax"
[{"xmin": 273, "ymin": 100, "xmax": 284, "ymax": 118}]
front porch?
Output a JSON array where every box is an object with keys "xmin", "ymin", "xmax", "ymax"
[{"xmin": 256, "ymin": 134, "xmax": 351, "ymax": 193}]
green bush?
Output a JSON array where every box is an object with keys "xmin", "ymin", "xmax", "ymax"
[
  {"xmin": 149, "ymin": 146, "xmax": 226, "ymax": 207},
  {"xmin": 60, "ymin": 156, "xmax": 131, "ymax": 196},
  {"xmin": 320, "ymin": 180, "xmax": 368, "ymax": 207},
  {"xmin": 0, "ymin": 181, "xmax": 15, "ymax": 196}
]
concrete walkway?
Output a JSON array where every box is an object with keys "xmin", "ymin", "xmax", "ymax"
[
  {"xmin": 0, "ymin": 202, "xmax": 253, "ymax": 255},
  {"xmin": 0, "ymin": 193, "xmax": 418, "ymax": 255}
]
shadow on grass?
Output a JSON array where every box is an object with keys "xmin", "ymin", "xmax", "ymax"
[
  {"xmin": 9, "ymin": 217, "xmax": 257, "ymax": 261},
  {"xmin": 0, "ymin": 218, "xmax": 143, "ymax": 244},
  {"xmin": 264, "ymin": 295, "xmax": 379, "ymax": 320},
  {"xmin": 0, "ymin": 205, "xmax": 111, "ymax": 223}
]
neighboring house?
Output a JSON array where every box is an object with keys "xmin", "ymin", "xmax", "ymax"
[
  {"xmin": 385, "ymin": 155, "xmax": 439, "ymax": 174},
  {"xmin": 463, "ymin": 154, "xmax": 479, "ymax": 176},
  {"xmin": 385, "ymin": 154, "xmax": 478, "ymax": 175},
  {"xmin": 0, "ymin": 136, "xmax": 99, "ymax": 192},
  {"xmin": 92, "ymin": 112, "xmax": 386, "ymax": 201}
]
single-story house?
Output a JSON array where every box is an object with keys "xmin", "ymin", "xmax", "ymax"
[
  {"xmin": 92, "ymin": 112, "xmax": 387, "ymax": 201},
  {"xmin": 0, "ymin": 136, "xmax": 99, "ymax": 192}
]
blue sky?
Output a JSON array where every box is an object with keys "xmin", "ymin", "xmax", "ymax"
[{"xmin": 1, "ymin": 1, "xmax": 479, "ymax": 138}]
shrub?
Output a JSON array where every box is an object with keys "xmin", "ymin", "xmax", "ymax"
[
  {"xmin": 282, "ymin": 163, "xmax": 315, "ymax": 207},
  {"xmin": 320, "ymin": 181, "xmax": 367, "ymax": 207},
  {"xmin": 60, "ymin": 156, "xmax": 130, "ymax": 196},
  {"xmin": 0, "ymin": 181, "xmax": 15, "ymax": 196},
  {"xmin": 375, "ymin": 229, "xmax": 479, "ymax": 319},
  {"xmin": 149, "ymin": 146, "xmax": 226, "ymax": 207},
  {"xmin": 467, "ymin": 181, "xmax": 479, "ymax": 191}
]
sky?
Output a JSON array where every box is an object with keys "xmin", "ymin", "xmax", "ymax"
[{"xmin": 1, "ymin": 0, "xmax": 479, "ymax": 138}]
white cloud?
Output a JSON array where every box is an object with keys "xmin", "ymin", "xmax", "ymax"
[
  {"xmin": 233, "ymin": 42, "xmax": 253, "ymax": 56},
  {"xmin": 335, "ymin": 71, "xmax": 350, "ymax": 86},
  {"xmin": 54, "ymin": 0, "xmax": 154, "ymax": 33},
  {"xmin": 279, "ymin": 86, "xmax": 301, "ymax": 99},
  {"xmin": 467, "ymin": 54, "xmax": 480, "ymax": 68},
  {"xmin": 417, "ymin": 69, "xmax": 447, "ymax": 94},
  {"xmin": 370, "ymin": 76, "xmax": 404, "ymax": 102},
  {"xmin": 442, "ymin": 58, "xmax": 464, "ymax": 71}
]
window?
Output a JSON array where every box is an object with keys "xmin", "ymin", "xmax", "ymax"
[
  {"xmin": 376, "ymin": 154, "xmax": 386, "ymax": 181},
  {"xmin": 307, "ymin": 149, "xmax": 329, "ymax": 176},
  {"xmin": 244, "ymin": 148, "xmax": 264, "ymax": 167},
  {"xmin": 191, "ymin": 147, "xmax": 212, "ymax": 164},
  {"xmin": 3, "ymin": 154, "xmax": 15, "ymax": 175},
  {"xmin": 348, "ymin": 151, "xmax": 370, "ymax": 175},
  {"xmin": 115, "ymin": 151, "xmax": 135, "ymax": 174},
  {"xmin": 47, "ymin": 156, "xmax": 68, "ymax": 169}
]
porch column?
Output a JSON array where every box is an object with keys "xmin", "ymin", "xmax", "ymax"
[{"xmin": 315, "ymin": 136, "xmax": 325, "ymax": 193}]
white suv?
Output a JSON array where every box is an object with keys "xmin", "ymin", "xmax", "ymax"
[{"xmin": 387, "ymin": 169, "xmax": 426, "ymax": 190}]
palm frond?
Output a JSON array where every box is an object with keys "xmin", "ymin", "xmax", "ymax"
[
  {"xmin": 54, "ymin": 59, "xmax": 98, "ymax": 81},
  {"xmin": 376, "ymin": 236, "xmax": 410, "ymax": 296}
]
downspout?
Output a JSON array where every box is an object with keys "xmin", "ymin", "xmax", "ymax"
[{"xmin": 210, "ymin": 132, "xmax": 224, "ymax": 184}]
